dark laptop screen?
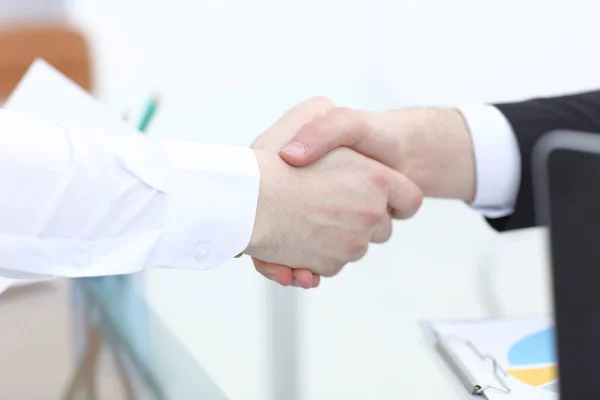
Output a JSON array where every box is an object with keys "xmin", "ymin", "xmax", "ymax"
[{"xmin": 548, "ymin": 148, "xmax": 600, "ymax": 397}]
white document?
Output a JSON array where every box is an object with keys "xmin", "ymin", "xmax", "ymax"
[
  {"xmin": 5, "ymin": 59, "xmax": 133, "ymax": 135},
  {"xmin": 423, "ymin": 316, "xmax": 557, "ymax": 400},
  {"xmin": 0, "ymin": 59, "xmax": 136, "ymax": 294}
]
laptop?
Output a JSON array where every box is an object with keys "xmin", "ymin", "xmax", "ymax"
[{"xmin": 532, "ymin": 130, "xmax": 600, "ymax": 398}]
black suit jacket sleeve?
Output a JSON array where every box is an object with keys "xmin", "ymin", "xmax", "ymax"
[{"xmin": 487, "ymin": 90, "xmax": 600, "ymax": 231}]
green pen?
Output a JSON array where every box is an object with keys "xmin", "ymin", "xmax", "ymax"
[{"xmin": 137, "ymin": 94, "xmax": 160, "ymax": 133}]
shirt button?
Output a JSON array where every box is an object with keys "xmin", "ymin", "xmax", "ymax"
[{"xmin": 194, "ymin": 244, "xmax": 210, "ymax": 262}]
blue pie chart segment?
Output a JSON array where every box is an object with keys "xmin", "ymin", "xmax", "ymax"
[{"xmin": 508, "ymin": 327, "xmax": 556, "ymax": 365}]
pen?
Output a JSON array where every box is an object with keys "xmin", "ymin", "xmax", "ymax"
[{"xmin": 137, "ymin": 94, "xmax": 160, "ymax": 133}]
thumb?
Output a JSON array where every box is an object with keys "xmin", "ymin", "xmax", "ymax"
[{"xmin": 279, "ymin": 107, "xmax": 374, "ymax": 167}]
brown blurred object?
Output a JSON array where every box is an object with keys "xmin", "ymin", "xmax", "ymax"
[{"xmin": 0, "ymin": 25, "xmax": 93, "ymax": 98}]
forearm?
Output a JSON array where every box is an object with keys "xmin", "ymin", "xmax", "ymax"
[{"xmin": 396, "ymin": 108, "xmax": 477, "ymax": 202}]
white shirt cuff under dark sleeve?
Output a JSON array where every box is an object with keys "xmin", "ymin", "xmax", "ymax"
[{"xmin": 457, "ymin": 105, "xmax": 521, "ymax": 218}]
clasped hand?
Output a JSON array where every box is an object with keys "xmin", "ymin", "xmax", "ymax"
[{"xmin": 242, "ymin": 97, "xmax": 423, "ymax": 288}]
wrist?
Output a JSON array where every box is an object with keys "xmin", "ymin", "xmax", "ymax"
[
  {"xmin": 398, "ymin": 108, "xmax": 476, "ymax": 202},
  {"xmin": 245, "ymin": 149, "xmax": 277, "ymax": 257}
]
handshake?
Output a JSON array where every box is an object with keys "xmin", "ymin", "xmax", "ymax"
[{"xmin": 244, "ymin": 97, "xmax": 477, "ymax": 288}]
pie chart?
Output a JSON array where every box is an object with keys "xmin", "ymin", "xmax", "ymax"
[{"xmin": 506, "ymin": 328, "xmax": 558, "ymax": 392}]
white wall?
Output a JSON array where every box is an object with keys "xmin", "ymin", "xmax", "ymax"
[{"xmin": 68, "ymin": 0, "xmax": 599, "ymax": 399}]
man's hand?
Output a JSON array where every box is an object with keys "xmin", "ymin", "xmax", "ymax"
[
  {"xmin": 245, "ymin": 98, "xmax": 423, "ymax": 287},
  {"xmin": 278, "ymin": 107, "xmax": 477, "ymax": 202},
  {"xmin": 258, "ymin": 106, "xmax": 476, "ymax": 287}
]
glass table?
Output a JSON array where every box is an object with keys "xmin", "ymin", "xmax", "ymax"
[
  {"xmin": 61, "ymin": 276, "xmax": 229, "ymax": 400},
  {"xmin": 0, "ymin": 274, "xmax": 226, "ymax": 400}
]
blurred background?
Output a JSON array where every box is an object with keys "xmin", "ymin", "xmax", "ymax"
[{"xmin": 1, "ymin": 0, "xmax": 598, "ymax": 399}]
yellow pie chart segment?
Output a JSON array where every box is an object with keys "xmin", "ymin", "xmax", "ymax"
[{"xmin": 507, "ymin": 365, "xmax": 557, "ymax": 387}]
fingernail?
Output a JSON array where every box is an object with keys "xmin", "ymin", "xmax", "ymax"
[
  {"xmin": 291, "ymin": 279, "xmax": 301, "ymax": 288},
  {"xmin": 281, "ymin": 142, "xmax": 306, "ymax": 156}
]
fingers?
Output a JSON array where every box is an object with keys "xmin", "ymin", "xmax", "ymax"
[
  {"xmin": 280, "ymin": 107, "xmax": 375, "ymax": 167},
  {"xmin": 371, "ymin": 214, "xmax": 393, "ymax": 243},
  {"xmin": 386, "ymin": 168, "xmax": 424, "ymax": 219},
  {"xmin": 253, "ymin": 258, "xmax": 294, "ymax": 286},
  {"xmin": 253, "ymin": 258, "xmax": 320, "ymax": 289},
  {"xmin": 291, "ymin": 269, "xmax": 315, "ymax": 289}
]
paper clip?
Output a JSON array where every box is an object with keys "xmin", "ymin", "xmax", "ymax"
[{"xmin": 436, "ymin": 335, "xmax": 511, "ymax": 396}]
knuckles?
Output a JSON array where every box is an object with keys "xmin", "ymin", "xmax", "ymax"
[
  {"xmin": 321, "ymin": 235, "xmax": 370, "ymax": 277},
  {"xmin": 366, "ymin": 167, "xmax": 389, "ymax": 190},
  {"xmin": 360, "ymin": 206, "xmax": 386, "ymax": 227},
  {"xmin": 321, "ymin": 260, "xmax": 346, "ymax": 278},
  {"xmin": 346, "ymin": 238, "xmax": 369, "ymax": 259}
]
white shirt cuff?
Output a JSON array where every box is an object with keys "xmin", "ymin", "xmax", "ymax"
[
  {"xmin": 152, "ymin": 142, "xmax": 260, "ymax": 270},
  {"xmin": 457, "ymin": 105, "xmax": 521, "ymax": 218}
]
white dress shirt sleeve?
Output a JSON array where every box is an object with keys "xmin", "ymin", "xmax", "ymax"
[
  {"xmin": 457, "ymin": 105, "xmax": 521, "ymax": 218},
  {"xmin": 0, "ymin": 110, "xmax": 260, "ymax": 279}
]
